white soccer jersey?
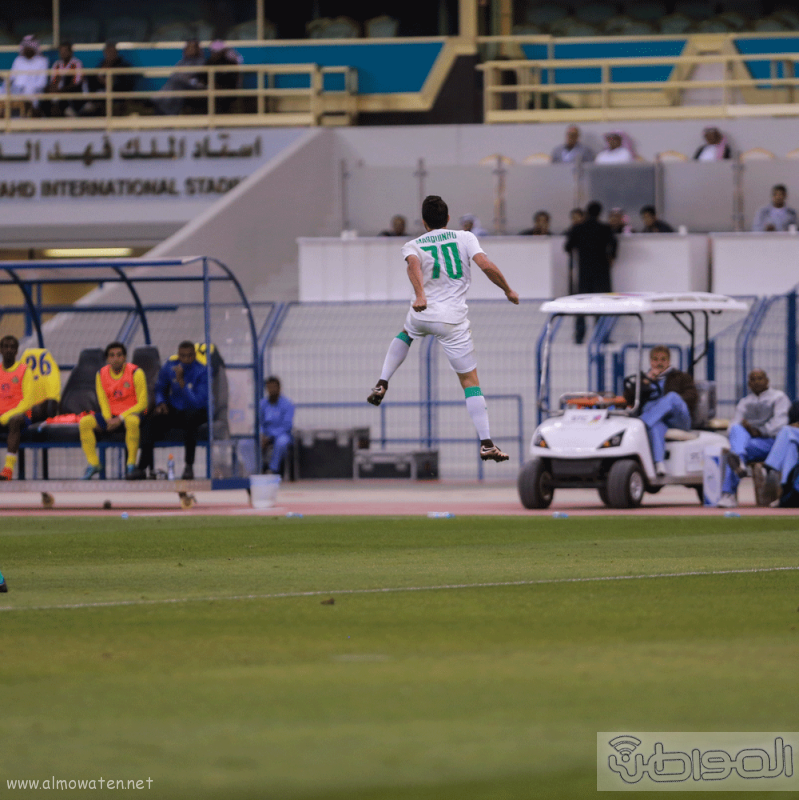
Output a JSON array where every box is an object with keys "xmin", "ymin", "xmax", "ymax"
[{"xmin": 401, "ymin": 228, "xmax": 485, "ymax": 324}]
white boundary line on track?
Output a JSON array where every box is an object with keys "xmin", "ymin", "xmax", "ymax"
[{"xmin": 1, "ymin": 565, "xmax": 798, "ymax": 613}]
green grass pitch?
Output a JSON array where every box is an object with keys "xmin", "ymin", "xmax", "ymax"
[{"xmin": 1, "ymin": 514, "xmax": 798, "ymax": 799}]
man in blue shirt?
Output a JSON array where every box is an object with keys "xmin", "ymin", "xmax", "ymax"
[
  {"xmin": 260, "ymin": 375, "xmax": 294, "ymax": 475},
  {"xmin": 136, "ymin": 341, "xmax": 209, "ymax": 480}
]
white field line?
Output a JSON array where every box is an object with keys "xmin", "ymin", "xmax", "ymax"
[{"xmin": 1, "ymin": 565, "xmax": 798, "ymax": 613}]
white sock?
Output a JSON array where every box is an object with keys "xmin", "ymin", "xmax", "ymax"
[
  {"xmin": 465, "ymin": 388, "xmax": 491, "ymax": 440},
  {"xmin": 379, "ymin": 333, "xmax": 412, "ymax": 382}
]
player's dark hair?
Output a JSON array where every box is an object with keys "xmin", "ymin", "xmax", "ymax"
[
  {"xmin": 104, "ymin": 341, "xmax": 127, "ymax": 358},
  {"xmin": 534, "ymin": 210, "xmax": 550, "ymax": 221},
  {"xmin": 178, "ymin": 340, "xmax": 195, "ymax": 351},
  {"xmin": 0, "ymin": 335, "xmax": 19, "ymax": 349},
  {"xmin": 640, "ymin": 205, "xmax": 656, "ymax": 216},
  {"xmin": 773, "ymin": 184, "xmax": 788, "ymax": 194},
  {"xmin": 422, "ymin": 195, "xmax": 448, "ymax": 230},
  {"xmin": 586, "ymin": 201, "xmax": 602, "ymax": 218},
  {"xmin": 265, "ymin": 375, "xmax": 281, "ymax": 386}
]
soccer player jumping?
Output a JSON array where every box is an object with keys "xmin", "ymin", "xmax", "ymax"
[{"xmin": 367, "ymin": 195, "xmax": 519, "ymax": 462}]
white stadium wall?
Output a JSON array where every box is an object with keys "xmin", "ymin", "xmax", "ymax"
[{"xmin": 6, "ymin": 118, "xmax": 799, "ymax": 301}]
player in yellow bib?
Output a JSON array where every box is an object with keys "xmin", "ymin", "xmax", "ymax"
[
  {"xmin": 79, "ymin": 341, "xmax": 147, "ymax": 479},
  {"xmin": 0, "ymin": 335, "xmax": 59, "ymax": 480}
]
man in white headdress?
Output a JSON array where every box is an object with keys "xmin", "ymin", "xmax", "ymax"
[
  {"xmin": 595, "ymin": 131, "xmax": 635, "ymax": 164},
  {"xmin": 6, "ymin": 36, "xmax": 49, "ymax": 115}
]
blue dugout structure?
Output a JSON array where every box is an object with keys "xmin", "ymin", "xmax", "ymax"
[{"xmin": 0, "ymin": 256, "xmax": 260, "ymax": 488}]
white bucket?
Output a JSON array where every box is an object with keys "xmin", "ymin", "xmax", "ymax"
[{"xmin": 250, "ymin": 474, "xmax": 281, "ymax": 509}]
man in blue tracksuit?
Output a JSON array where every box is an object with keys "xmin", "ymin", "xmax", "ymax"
[
  {"xmin": 136, "ymin": 340, "xmax": 209, "ymax": 480},
  {"xmin": 260, "ymin": 375, "xmax": 294, "ymax": 475}
]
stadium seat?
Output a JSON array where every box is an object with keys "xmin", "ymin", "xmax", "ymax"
[
  {"xmin": 149, "ymin": 20, "xmax": 212, "ymax": 42},
  {"xmin": 227, "ymin": 19, "xmax": 276, "ymax": 40},
  {"xmin": 365, "ymin": 15, "xmax": 399, "ymax": 38},
  {"xmin": 625, "ymin": 0, "xmax": 667, "ymax": 22},
  {"xmin": 549, "ymin": 18, "xmax": 598, "ymax": 36},
  {"xmin": 719, "ymin": 0, "xmax": 761, "ymax": 14},
  {"xmin": 573, "ymin": 2, "xmax": 617, "ymax": 26},
  {"xmin": 131, "ymin": 346, "xmax": 161, "ymax": 412},
  {"xmin": 479, "ymin": 154, "xmax": 514, "ymax": 166},
  {"xmin": 104, "ymin": 16, "xmax": 149, "ymax": 42},
  {"xmin": 522, "ymin": 153, "xmax": 552, "ymax": 165},
  {"xmin": 603, "ymin": 16, "xmax": 656, "ymax": 34},
  {"xmin": 60, "ymin": 16, "xmax": 101, "ymax": 44},
  {"xmin": 716, "ymin": 10, "xmax": 749, "ymax": 30},
  {"xmin": 694, "ymin": 18, "xmax": 735, "ymax": 32},
  {"xmin": 656, "ymin": 150, "xmax": 689, "ymax": 162},
  {"xmin": 658, "ymin": 13, "xmax": 692, "ymax": 33},
  {"xmin": 512, "ymin": 23, "xmax": 545, "ymax": 35},
  {"xmin": 12, "ymin": 18, "xmax": 53, "ymax": 45},
  {"xmin": 675, "ymin": 0, "xmax": 716, "ymax": 20},
  {"xmin": 524, "ymin": 3, "xmax": 569, "ymax": 28},
  {"xmin": 752, "ymin": 17, "xmax": 789, "ymax": 31},
  {"xmin": 773, "ymin": 9, "xmax": 799, "ymax": 27},
  {"xmin": 59, "ymin": 348, "xmax": 105, "ymax": 416},
  {"xmin": 739, "ymin": 147, "xmax": 775, "ymax": 161},
  {"xmin": 307, "ymin": 17, "xmax": 360, "ymax": 39}
]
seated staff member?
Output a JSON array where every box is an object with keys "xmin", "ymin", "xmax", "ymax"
[
  {"xmin": 0, "ymin": 335, "xmax": 58, "ymax": 480},
  {"xmin": 260, "ymin": 375, "xmax": 294, "ymax": 475},
  {"xmin": 136, "ymin": 340, "xmax": 209, "ymax": 480},
  {"xmin": 717, "ymin": 368, "xmax": 789, "ymax": 508},
  {"xmin": 79, "ymin": 341, "xmax": 147, "ymax": 479}
]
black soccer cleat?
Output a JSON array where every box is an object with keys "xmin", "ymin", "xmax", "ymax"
[
  {"xmin": 0, "ymin": 578, "xmax": 7, "ymax": 593},
  {"xmin": 480, "ymin": 444, "xmax": 509, "ymax": 462},
  {"xmin": 367, "ymin": 383, "xmax": 387, "ymax": 406}
]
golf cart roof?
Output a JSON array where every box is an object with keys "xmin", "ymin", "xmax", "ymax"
[{"xmin": 540, "ymin": 292, "xmax": 749, "ymax": 315}]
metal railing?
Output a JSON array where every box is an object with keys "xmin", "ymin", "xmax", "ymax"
[
  {"xmin": 479, "ymin": 49, "xmax": 799, "ymax": 123},
  {"xmin": 0, "ymin": 63, "xmax": 358, "ymax": 129}
]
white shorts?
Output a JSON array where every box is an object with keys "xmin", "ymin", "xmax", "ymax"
[{"xmin": 403, "ymin": 312, "xmax": 477, "ymax": 373}]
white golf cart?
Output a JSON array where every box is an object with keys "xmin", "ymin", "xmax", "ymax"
[{"xmin": 518, "ymin": 292, "xmax": 749, "ymax": 509}]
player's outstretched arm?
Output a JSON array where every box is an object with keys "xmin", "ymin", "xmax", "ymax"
[
  {"xmin": 473, "ymin": 253, "xmax": 519, "ymax": 304},
  {"xmin": 406, "ymin": 255, "xmax": 427, "ymax": 312}
]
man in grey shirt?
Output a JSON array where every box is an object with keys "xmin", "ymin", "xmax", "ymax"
[
  {"xmin": 551, "ymin": 125, "xmax": 594, "ymax": 164},
  {"xmin": 752, "ymin": 184, "xmax": 798, "ymax": 231},
  {"xmin": 718, "ymin": 368, "xmax": 790, "ymax": 507}
]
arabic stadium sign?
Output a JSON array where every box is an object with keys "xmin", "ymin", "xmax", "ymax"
[
  {"xmin": 0, "ymin": 128, "xmax": 298, "ymax": 202},
  {"xmin": 597, "ymin": 732, "xmax": 798, "ymax": 791}
]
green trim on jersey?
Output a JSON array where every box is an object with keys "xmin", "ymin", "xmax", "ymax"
[
  {"xmin": 396, "ymin": 331, "xmax": 412, "ymax": 346},
  {"xmin": 464, "ymin": 386, "xmax": 483, "ymax": 398}
]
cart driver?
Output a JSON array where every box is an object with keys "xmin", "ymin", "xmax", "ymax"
[{"xmin": 623, "ymin": 345, "xmax": 698, "ymax": 476}]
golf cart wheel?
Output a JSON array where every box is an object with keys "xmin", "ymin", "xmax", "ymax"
[
  {"xmin": 606, "ymin": 459, "xmax": 645, "ymax": 509},
  {"xmin": 598, "ymin": 485, "xmax": 610, "ymax": 506},
  {"xmin": 518, "ymin": 458, "xmax": 554, "ymax": 509}
]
